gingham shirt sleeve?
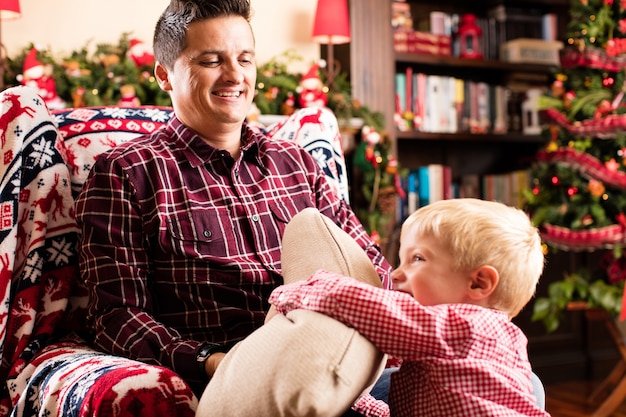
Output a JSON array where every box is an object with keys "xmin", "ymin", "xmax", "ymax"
[
  {"xmin": 269, "ymin": 270, "xmax": 513, "ymax": 360},
  {"xmin": 351, "ymin": 393, "xmax": 390, "ymax": 417}
]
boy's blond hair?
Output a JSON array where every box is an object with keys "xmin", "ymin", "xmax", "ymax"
[{"xmin": 401, "ymin": 198, "xmax": 544, "ymax": 318}]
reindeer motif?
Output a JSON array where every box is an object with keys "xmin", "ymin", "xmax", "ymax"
[
  {"xmin": 297, "ymin": 108, "xmax": 325, "ymax": 132},
  {"xmin": 40, "ymin": 277, "xmax": 69, "ymax": 317},
  {"xmin": 0, "ymin": 92, "xmax": 37, "ymax": 147},
  {"xmin": 31, "ymin": 173, "xmax": 67, "ymax": 222},
  {"xmin": 64, "ymin": 143, "xmax": 80, "ymax": 177},
  {"xmin": 0, "ymin": 253, "xmax": 11, "ymax": 335},
  {"xmin": 11, "ymin": 298, "xmax": 36, "ymax": 340},
  {"xmin": 110, "ymin": 366, "xmax": 196, "ymax": 415}
]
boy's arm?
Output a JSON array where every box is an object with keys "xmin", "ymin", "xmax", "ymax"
[
  {"xmin": 270, "ymin": 269, "xmax": 423, "ymax": 358},
  {"xmin": 351, "ymin": 394, "xmax": 390, "ymax": 417},
  {"xmin": 269, "ymin": 269, "xmax": 507, "ymax": 360}
]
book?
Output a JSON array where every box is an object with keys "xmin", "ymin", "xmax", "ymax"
[
  {"xmin": 453, "ymin": 78, "xmax": 465, "ymax": 133},
  {"xmin": 459, "ymin": 174, "xmax": 480, "ymax": 199},
  {"xmin": 417, "ymin": 166, "xmax": 430, "ymax": 207},
  {"xmin": 428, "ymin": 164, "xmax": 444, "ymax": 203},
  {"xmin": 407, "ymin": 169, "xmax": 420, "ymax": 214},
  {"xmin": 394, "ymin": 72, "xmax": 409, "ymax": 131},
  {"xmin": 424, "ymin": 75, "xmax": 442, "ymax": 132},
  {"xmin": 413, "ymin": 72, "xmax": 427, "ymax": 131},
  {"xmin": 405, "ymin": 66, "xmax": 414, "ymax": 116}
]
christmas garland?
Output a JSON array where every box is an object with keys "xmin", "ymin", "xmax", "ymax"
[
  {"xmin": 541, "ymin": 222, "xmax": 626, "ymax": 251},
  {"xmin": 536, "ymin": 146, "xmax": 626, "ymax": 189},
  {"xmin": 560, "ymin": 45, "xmax": 626, "ymax": 73},
  {"xmin": 544, "ymin": 107, "xmax": 626, "ymax": 138}
]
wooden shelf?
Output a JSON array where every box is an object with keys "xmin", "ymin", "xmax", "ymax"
[
  {"xmin": 394, "ymin": 53, "xmax": 558, "ymax": 75},
  {"xmin": 396, "ymin": 131, "xmax": 546, "ymax": 143}
]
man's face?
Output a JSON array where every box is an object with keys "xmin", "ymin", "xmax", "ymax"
[{"xmin": 155, "ymin": 15, "xmax": 257, "ymax": 135}]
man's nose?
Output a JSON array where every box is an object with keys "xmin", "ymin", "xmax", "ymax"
[{"xmin": 223, "ymin": 62, "xmax": 244, "ymax": 83}]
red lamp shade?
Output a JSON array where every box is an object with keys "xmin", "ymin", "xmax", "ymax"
[
  {"xmin": 312, "ymin": 0, "xmax": 351, "ymax": 45},
  {"xmin": 0, "ymin": 0, "xmax": 20, "ymax": 20}
]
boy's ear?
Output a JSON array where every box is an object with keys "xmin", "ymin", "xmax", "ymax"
[{"xmin": 467, "ymin": 265, "xmax": 498, "ymax": 301}]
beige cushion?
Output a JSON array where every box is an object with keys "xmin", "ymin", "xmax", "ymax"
[
  {"xmin": 196, "ymin": 208, "xmax": 386, "ymax": 417},
  {"xmin": 197, "ymin": 310, "xmax": 384, "ymax": 417}
]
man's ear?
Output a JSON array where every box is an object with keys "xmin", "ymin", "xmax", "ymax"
[
  {"xmin": 467, "ymin": 265, "xmax": 498, "ymax": 301},
  {"xmin": 154, "ymin": 62, "xmax": 172, "ymax": 91}
]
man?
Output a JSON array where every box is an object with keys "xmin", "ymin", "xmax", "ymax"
[{"xmin": 75, "ymin": 0, "xmax": 391, "ymax": 404}]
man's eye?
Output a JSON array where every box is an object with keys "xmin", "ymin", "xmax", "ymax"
[{"xmin": 200, "ymin": 60, "xmax": 219, "ymax": 67}]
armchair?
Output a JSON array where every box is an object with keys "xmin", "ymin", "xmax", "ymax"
[{"xmin": 0, "ymin": 85, "xmax": 350, "ymax": 417}]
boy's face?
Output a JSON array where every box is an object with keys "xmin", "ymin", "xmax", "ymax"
[{"xmin": 392, "ymin": 232, "xmax": 474, "ymax": 306}]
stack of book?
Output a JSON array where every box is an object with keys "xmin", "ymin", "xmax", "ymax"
[
  {"xmin": 397, "ymin": 164, "xmax": 531, "ymax": 218},
  {"xmin": 394, "ymin": 68, "xmax": 509, "ymax": 134}
]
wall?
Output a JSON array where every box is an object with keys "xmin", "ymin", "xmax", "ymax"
[{"xmin": 4, "ymin": 0, "xmax": 319, "ymax": 73}]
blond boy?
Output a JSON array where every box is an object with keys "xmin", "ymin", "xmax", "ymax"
[{"xmin": 269, "ymin": 199, "xmax": 548, "ymax": 416}]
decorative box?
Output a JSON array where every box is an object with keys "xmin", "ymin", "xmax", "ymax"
[
  {"xmin": 394, "ymin": 29, "xmax": 451, "ymax": 56},
  {"xmin": 500, "ymin": 38, "xmax": 563, "ymax": 65}
]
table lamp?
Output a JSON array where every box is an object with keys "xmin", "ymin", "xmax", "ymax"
[{"xmin": 312, "ymin": 0, "xmax": 351, "ymax": 88}]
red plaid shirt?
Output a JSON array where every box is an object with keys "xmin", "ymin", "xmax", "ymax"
[
  {"xmin": 75, "ymin": 116, "xmax": 391, "ymax": 391},
  {"xmin": 270, "ymin": 271, "xmax": 551, "ymax": 417}
]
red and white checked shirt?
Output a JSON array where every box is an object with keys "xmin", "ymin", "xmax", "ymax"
[
  {"xmin": 270, "ymin": 271, "xmax": 551, "ymax": 417},
  {"xmin": 75, "ymin": 116, "xmax": 391, "ymax": 391}
]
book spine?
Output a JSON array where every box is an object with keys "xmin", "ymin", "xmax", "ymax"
[
  {"xmin": 418, "ymin": 166, "xmax": 430, "ymax": 207},
  {"xmin": 407, "ymin": 169, "xmax": 419, "ymax": 214}
]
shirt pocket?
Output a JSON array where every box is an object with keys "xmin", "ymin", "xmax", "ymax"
[
  {"xmin": 165, "ymin": 209, "xmax": 234, "ymax": 258},
  {"xmin": 267, "ymin": 196, "xmax": 312, "ymax": 230},
  {"xmin": 260, "ymin": 196, "xmax": 313, "ymax": 262}
]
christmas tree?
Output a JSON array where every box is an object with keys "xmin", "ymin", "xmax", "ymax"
[{"xmin": 526, "ymin": 0, "xmax": 626, "ymax": 332}]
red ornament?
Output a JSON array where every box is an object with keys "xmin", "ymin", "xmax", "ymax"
[
  {"xmin": 551, "ymin": 176, "xmax": 559, "ymax": 185},
  {"xmin": 603, "ymin": 76, "xmax": 615, "ymax": 87}
]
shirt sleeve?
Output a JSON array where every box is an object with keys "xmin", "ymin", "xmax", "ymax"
[
  {"xmin": 351, "ymin": 393, "xmax": 390, "ymax": 417},
  {"xmin": 75, "ymin": 153, "xmax": 203, "ymax": 386},
  {"xmin": 269, "ymin": 270, "xmax": 513, "ymax": 361},
  {"xmin": 320, "ymin": 200, "xmax": 392, "ymax": 289},
  {"xmin": 310, "ymin": 153, "xmax": 392, "ymax": 290}
]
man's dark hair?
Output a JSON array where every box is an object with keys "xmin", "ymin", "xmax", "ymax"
[{"xmin": 153, "ymin": 0, "xmax": 253, "ymax": 68}]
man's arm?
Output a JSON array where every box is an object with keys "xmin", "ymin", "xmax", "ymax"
[{"xmin": 75, "ymin": 153, "xmax": 205, "ymax": 386}]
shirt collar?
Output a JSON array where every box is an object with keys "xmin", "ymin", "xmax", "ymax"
[{"xmin": 165, "ymin": 115, "xmax": 264, "ymax": 169}]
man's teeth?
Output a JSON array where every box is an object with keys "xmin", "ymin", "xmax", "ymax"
[{"xmin": 215, "ymin": 92, "xmax": 241, "ymax": 97}]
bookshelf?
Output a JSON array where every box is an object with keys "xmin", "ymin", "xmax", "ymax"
[
  {"xmin": 351, "ymin": 0, "xmax": 567, "ymax": 189},
  {"xmin": 348, "ymin": 0, "xmax": 619, "ymax": 385}
]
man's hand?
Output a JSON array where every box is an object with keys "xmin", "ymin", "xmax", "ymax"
[{"xmin": 204, "ymin": 351, "xmax": 227, "ymax": 377}]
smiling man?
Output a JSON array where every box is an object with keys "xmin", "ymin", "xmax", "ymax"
[{"xmin": 74, "ymin": 0, "xmax": 391, "ymax": 410}]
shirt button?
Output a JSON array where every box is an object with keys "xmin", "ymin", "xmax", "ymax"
[
  {"xmin": 252, "ymin": 214, "xmax": 259, "ymax": 222},
  {"xmin": 203, "ymin": 230, "xmax": 212, "ymax": 238},
  {"xmin": 302, "ymin": 296, "xmax": 310, "ymax": 306}
]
